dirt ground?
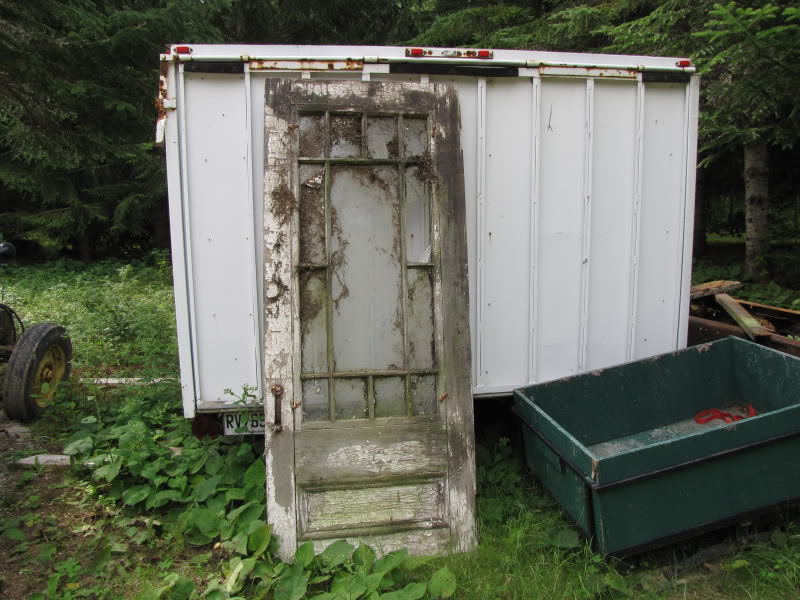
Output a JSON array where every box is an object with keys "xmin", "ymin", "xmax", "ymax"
[{"xmin": 0, "ymin": 414, "xmax": 91, "ymax": 600}]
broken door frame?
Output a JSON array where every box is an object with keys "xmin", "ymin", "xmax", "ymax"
[{"xmin": 262, "ymin": 79, "xmax": 476, "ymax": 559}]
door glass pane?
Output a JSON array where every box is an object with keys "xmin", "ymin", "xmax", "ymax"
[
  {"xmin": 335, "ymin": 378, "xmax": 368, "ymax": 419},
  {"xmin": 405, "ymin": 166, "xmax": 431, "ymax": 262},
  {"xmin": 330, "ymin": 165, "xmax": 404, "ymax": 371},
  {"xmin": 299, "ymin": 271, "xmax": 327, "ymax": 374},
  {"xmin": 299, "ymin": 165, "xmax": 326, "ymax": 264},
  {"xmin": 367, "ymin": 117, "xmax": 398, "ymax": 159},
  {"xmin": 411, "ymin": 374, "xmax": 437, "ymax": 415},
  {"xmin": 403, "ymin": 118, "xmax": 428, "ymax": 158},
  {"xmin": 406, "ymin": 268, "xmax": 435, "ymax": 370},
  {"xmin": 303, "ymin": 379, "xmax": 329, "ymax": 421},
  {"xmin": 299, "ymin": 114, "xmax": 325, "ymax": 157},
  {"xmin": 331, "ymin": 114, "xmax": 362, "ymax": 158},
  {"xmin": 374, "ymin": 376, "xmax": 407, "ymax": 417}
]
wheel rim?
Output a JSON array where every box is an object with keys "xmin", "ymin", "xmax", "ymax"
[{"xmin": 33, "ymin": 345, "xmax": 66, "ymax": 407}]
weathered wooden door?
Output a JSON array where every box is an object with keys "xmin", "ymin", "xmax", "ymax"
[{"xmin": 263, "ymin": 80, "xmax": 475, "ymax": 559}]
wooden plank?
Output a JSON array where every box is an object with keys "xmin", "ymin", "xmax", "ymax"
[
  {"xmin": 737, "ymin": 299, "xmax": 800, "ymax": 322},
  {"xmin": 714, "ymin": 293, "xmax": 771, "ymax": 341},
  {"xmin": 311, "ymin": 527, "xmax": 450, "ymax": 557},
  {"xmin": 690, "ymin": 280, "xmax": 741, "ymax": 300},
  {"xmin": 263, "ymin": 78, "xmax": 299, "ymax": 561},
  {"xmin": 294, "ymin": 423, "xmax": 448, "ymax": 486},
  {"xmin": 300, "ymin": 479, "xmax": 446, "ymax": 534},
  {"xmin": 433, "ymin": 84, "xmax": 478, "ymax": 553}
]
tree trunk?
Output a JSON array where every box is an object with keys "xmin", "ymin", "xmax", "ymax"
[
  {"xmin": 693, "ymin": 166, "xmax": 707, "ymax": 257},
  {"xmin": 743, "ymin": 142, "xmax": 769, "ymax": 281}
]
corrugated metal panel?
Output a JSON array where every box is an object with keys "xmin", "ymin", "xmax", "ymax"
[
  {"xmin": 480, "ymin": 79, "xmax": 534, "ymax": 389},
  {"xmin": 634, "ymin": 83, "xmax": 688, "ymax": 359},
  {"xmin": 536, "ymin": 78, "xmax": 587, "ymax": 382},
  {"xmin": 585, "ymin": 81, "xmax": 638, "ymax": 371},
  {"xmin": 180, "ymin": 72, "xmax": 261, "ymax": 407}
]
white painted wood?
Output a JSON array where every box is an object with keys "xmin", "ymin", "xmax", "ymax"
[
  {"xmin": 263, "ymin": 79, "xmax": 298, "ymax": 559},
  {"xmin": 261, "ymin": 80, "xmax": 474, "ymax": 557},
  {"xmin": 300, "ymin": 480, "xmax": 446, "ymax": 533},
  {"xmin": 312, "ymin": 527, "xmax": 450, "ymax": 557}
]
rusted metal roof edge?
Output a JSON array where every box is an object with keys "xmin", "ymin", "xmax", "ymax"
[{"xmin": 158, "ymin": 53, "xmax": 696, "ymax": 74}]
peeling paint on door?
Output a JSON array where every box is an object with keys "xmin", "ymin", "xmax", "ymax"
[{"xmin": 263, "ymin": 80, "xmax": 476, "ymax": 558}]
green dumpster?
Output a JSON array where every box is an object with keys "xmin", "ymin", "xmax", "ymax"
[{"xmin": 513, "ymin": 337, "xmax": 800, "ymax": 555}]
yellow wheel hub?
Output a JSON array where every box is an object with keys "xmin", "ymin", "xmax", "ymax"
[{"xmin": 33, "ymin": 345, "xmax": 67, "ymax": 408}]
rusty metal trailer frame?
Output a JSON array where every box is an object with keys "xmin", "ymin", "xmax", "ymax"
[{"xmin": 157, "ymin": 45, "xmax": 699, "ymax": 419}]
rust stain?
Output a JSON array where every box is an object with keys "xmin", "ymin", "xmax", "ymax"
[
  {"xmin": 155, "ymin": 60, "xmax": 170, "ymax": 120},
  {"xmin": 437, "ymin": 393, "xmax": 449, "ymax": 403},
  {"xmin": 591, "ymin": 459, "xmax": 598, "ymax": 481},
  {"xmin": 250, "ymin": 59, "xmax": 363, "ymax": 71}
]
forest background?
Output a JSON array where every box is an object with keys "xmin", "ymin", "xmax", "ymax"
[{"xmin": 1, "ymin": 0, "xmax": 799, "ymax": 282}]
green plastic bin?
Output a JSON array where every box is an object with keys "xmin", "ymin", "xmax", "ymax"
[{"xmin": 513, "ymin": 337, "xmax": 800, "ymax": 555}]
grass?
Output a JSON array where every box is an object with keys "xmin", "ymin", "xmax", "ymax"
[
  {"xmin": 0, "ymin": 251, "xmax": 178, "ymax": 377},
  {"xmin": 3, "ymin": 254, "xmax": 800, "ymax": 598}
]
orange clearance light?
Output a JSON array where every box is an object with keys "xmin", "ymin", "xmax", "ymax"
[
  {"xmin": 408, "ymin": 48, "xmax": 425, "ymax": 57},
  {"xmin": 175, "ymin": 46, "xmax": 192, "ymax": 55},
  {"xmin": 676, "ymin": 59, "xmax": 692, "ymax": 68}
]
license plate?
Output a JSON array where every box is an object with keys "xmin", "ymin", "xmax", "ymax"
[{"xmin": 222, "ymin": 412, "xmax": 265, "ymax": 435}]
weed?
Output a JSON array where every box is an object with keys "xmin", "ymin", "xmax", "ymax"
[
  {"xmin": 1, "ymin": 252, "xmax": 178, "ymax": 377},
  {"xmin": 693, "ymin": 258, "xmax": 800, "ymax": 309},
  {"xmin": 6, "ymin": 257, "xmax": 800, "ymax": 599}
]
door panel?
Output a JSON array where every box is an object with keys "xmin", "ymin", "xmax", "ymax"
[{"xmin": 263, "ymin": 80, "xmax": 475, "ymax": 558}]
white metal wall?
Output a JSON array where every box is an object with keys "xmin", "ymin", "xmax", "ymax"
[
  {"xmin": 167, "ymin": 62, "xmax": 698, "ymax": 415},
  {"xmin": 170, "ymin": 70, "xmax": 262, "ymax": 413}
]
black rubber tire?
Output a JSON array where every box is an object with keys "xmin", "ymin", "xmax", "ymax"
[{"xmin": 2, "ymin": 323, "xmax": 72, "ymax": 422}]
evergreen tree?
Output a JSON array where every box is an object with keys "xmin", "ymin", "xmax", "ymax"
[{"xmin": 0, "ymin": 0, "xmax": 226, "ymax": 258}]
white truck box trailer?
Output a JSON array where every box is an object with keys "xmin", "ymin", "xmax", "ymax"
[{"xmin": 158, "ymin": 44, "xmax": 699, "ymax": 422}]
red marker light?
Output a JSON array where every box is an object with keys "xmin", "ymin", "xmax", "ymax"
[
  {"xmin": 477, "ymin": 50, "xmax": 492, "ymax": 59},
  {"xmin": 676, "ymin": 59, "xmax": 692, "ymax": 68},
  {"xmin": 175, "ymin": 46, "xmax": 192, "ymax": 55},
  {"xmin": 408, "ymin": 48, "xmax": 425, "ymax": 57}
]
